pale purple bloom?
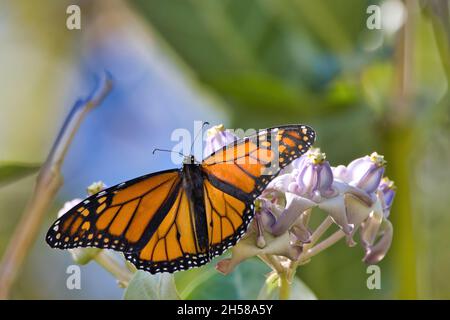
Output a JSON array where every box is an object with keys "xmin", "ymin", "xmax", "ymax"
[
  {"xmin": 291, "ymin": 148, "xmax": 335, "ymax": 200},
  {"xmin": 203, "ymin": 124, "xmax": 238, "ymax": 157},
  {"xmin": 341, "ymin": 152, "xmax": 386, "ymax": 194}
]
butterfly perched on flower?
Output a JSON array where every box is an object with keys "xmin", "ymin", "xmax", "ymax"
[{"xmin": 46, "ymin": 124, "xmax": 315, "ymax": 273}]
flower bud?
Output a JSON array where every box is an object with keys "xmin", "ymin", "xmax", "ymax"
[
  {"xmin": 204, "ymin": 124, "xmax": 238, "ymax": 156},
  {"xmin": 87, "ymin": 181, "xmax": 107, "ymax": 195},
  {"xmin": 347, "ymin": 152, "xmax": 386, "ymax": 194},
  {"xmin": 294, "ymin": 148, "xmax": 334, "ymax": 200}
]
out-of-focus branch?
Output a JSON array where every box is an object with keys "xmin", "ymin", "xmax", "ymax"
[
  {"xmin": 0, "ymin": 74, "xmax": 113, "ymax": 299},
  {"xmin": 385, "ymin": 0, "xmax": 417, "ymax": 299},
  {"xmin": 420, "ymin": 0, "xmax": 450, "ymax": 129},
  {"xmin": 422, "ymin": 0, "xmax": 450, "ymax": 79}
]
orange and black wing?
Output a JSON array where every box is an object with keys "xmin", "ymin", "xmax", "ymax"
[
  {"xmin": 46, "ymin": 169, "xmax": 182, "ymax": 254},
  {"xmin": 201, "ymin": 124, "xmax": 316, "ymax": 257},
  {"xmin": 124, "ymin": 187, "xmax": 210, "ymax": 273}
]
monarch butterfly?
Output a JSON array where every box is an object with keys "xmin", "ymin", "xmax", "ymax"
[{"xmin": 46, "ymin": 124, "xmax": 315, "ymax": 273}]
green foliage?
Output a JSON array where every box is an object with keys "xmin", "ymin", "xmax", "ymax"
[
  {"xmin": 176, "ymin": 258, "xmax": 270, "ymax": 300},
  {"xmin": 123, "ymin": 271, "xmax": 180, "ymax": 300},
  {"xmin": 0, "ymin": 162, "xmax": 40, "ymax": 188}
]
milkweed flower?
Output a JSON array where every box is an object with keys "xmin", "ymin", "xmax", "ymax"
[
  {"xmin": 203, "ymin": 124, "xmax": 237, "ymax": 157},
  {"xmin": 206, "ymin": 125, "xmax": 396, "ymax": 280},
  {"xmin": 290, "ymin": 148, "xmax": 335, "ymax": 200}
]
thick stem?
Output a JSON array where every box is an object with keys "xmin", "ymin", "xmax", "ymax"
[
  {"xmin": 94, "ymin": 251, "xmax": 134, "ymax": 288},
  {"xmin": 382, "ymin": 0, "xmax": 417, "ymax": 299},
  {"xmin": 278, "ymin": 271, "xmax": 291, "ymax": 300}
]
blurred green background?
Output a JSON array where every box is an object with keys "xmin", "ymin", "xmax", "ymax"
[{"xmin": 1, "ymin": 0, "xmax": 449, "ymax": 299}]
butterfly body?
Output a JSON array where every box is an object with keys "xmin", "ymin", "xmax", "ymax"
[
  {"xmin": 181, "ymin": 159, "xmax": 209, "ymax": 252},
  {"xmin": 47, "ymin": 124, "xmax": 316, "ymax": 273}
]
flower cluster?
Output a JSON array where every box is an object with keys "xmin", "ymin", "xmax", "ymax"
[{"xmin": 207, "ymin": 125, "xmax": 396, "ymax": 277}]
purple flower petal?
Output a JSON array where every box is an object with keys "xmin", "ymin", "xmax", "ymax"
[
  {"xmin": 332, "ymin": 165, "xmax": 349, "ymax": 182},
  {"xmin": 318, "ymin": 196, "xmax": 354, "ymax": 235},
  {"xmin": 378, "ymin": 177, "xmax": 396, "ymax": 218},
  {"xmin": 265, "ymin": 173, "xmax": 293, "ymax": 193},
  {"xmin": 363, "ymin": 220, "xmax": 393, "ymax": 264},
  {"xmin": 270, "ymin": 193, "xmax": 316, "ymax": 236},
  {"xmin": 360, "ymin": 210, "xmax": 384, "ymax": 249},
  {"xmin": 347, "ymin": 153, "xmax": 386, "ymax": 194},
  {"xmin": 294, "ymin": 148, "xmax": 334, "ymax": 198},
  {"xmin": 204, "ymin": 124, "xmax": 238, "ymax": 156}
]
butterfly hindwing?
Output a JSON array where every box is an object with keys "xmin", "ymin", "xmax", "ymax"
[
  {"xmin": 203, "ymin": 177, "xmax": 254, "ymax": 259},
  {"xmin": 125, "ymin": 188, "xmax": 211, "ymax": 273}
]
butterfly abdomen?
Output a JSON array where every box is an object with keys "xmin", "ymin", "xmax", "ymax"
[{"xmin": 182, "ymin": 163, "xmax": 210, "ymax": 253}]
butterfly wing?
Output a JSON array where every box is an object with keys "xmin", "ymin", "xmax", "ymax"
[
  {"xmin": 202, "ymin": 124, "xmax": 316, "ymax": 257},
  {"xmin": 124, "ymin": 187, "xmax": 210, "ymax": 273},
  {"xmin": 46, "ymin": 169, "xmax": 182, "ymax": 253}
]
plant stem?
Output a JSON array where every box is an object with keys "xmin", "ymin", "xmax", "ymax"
[
  {"xmin": 0, "ymin": 74, "xmax": 112, "ymax": 299},
  {"xmin": 286, "ymin": 216, "xmax": 334, "ymax": 278},
  {"xmin": 258, "ymin": 254, "xmax": 285, "ymax": 274},
  {"xmin": 309, "ymin": 216, "xmax": 334, "ymax": 245},
  {"xmin": 94, "ymin": 251, "xmax": 134, "ymax": 287},
  {"xmin": 299, "ymin": 230, "xmax": 345, "ymax": 264},
  {"xmin": 278, "ymin": 271, "xmax": 291, "ymax": 300},
  {"xmin": 383, "ymin": 0, "xmax": 417, "ymax": 299}
]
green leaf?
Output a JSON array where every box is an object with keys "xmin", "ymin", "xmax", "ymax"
[
  {"xmin": 0, "ymin": 162, "xmax": 41, "ymax": 188},
  {"xmin": 258, "ymin": 273, "xmax": 317, "ymax": 300},
  {"xmin": 361, "ymin": 63, "xmax": 394, "ymax": 115},
  {"xmin": 123, "ymin": 270, "xmax": 180, "ymax": 300},
  {"xmin": 178, "ymin": 257, "xmax": 270, "ymax": 300}
]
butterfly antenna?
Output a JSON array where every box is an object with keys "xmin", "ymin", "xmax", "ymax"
[
  {"xmin": 190, "ymin": 121, "xmax": 210, "ymax": 154},
  {"xmin": 152, "ymin": 148, "xmax": 185, "ymax": 157}
]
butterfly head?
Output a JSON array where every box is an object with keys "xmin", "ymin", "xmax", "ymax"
[{"xmin": 183, "ymin": 155, "xmax": 198, "ymax": 165}]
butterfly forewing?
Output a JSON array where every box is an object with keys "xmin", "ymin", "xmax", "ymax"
[
  {"xmin": 46, "ymin": 169, "xmax": 181, "ymax": 253},
  {"xmin": 201, "ymin": 124, "xmax": 315, "ymax": 258}
]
